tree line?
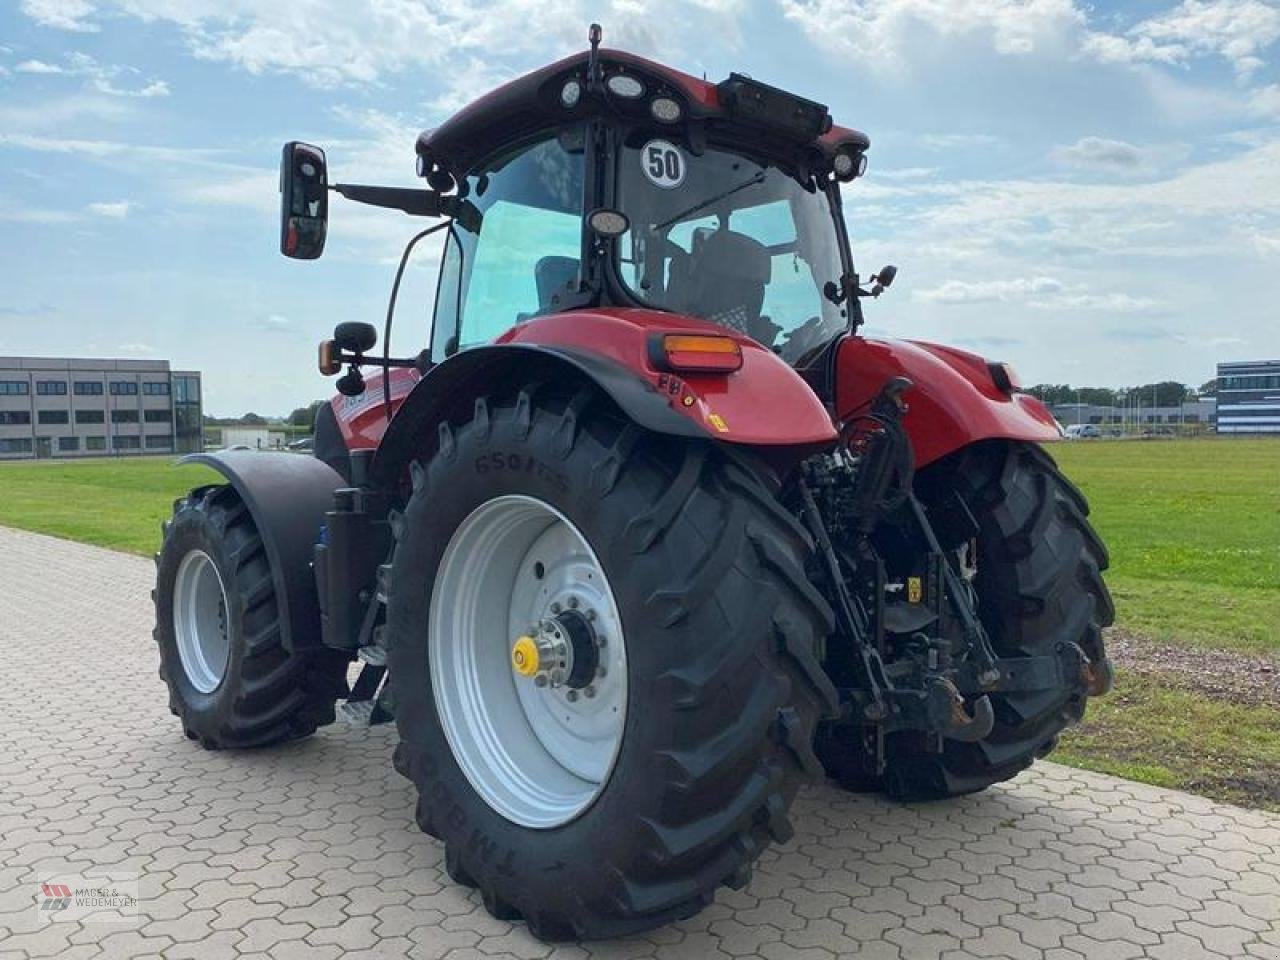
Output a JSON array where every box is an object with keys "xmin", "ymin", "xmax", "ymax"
[{"xmin": 1026, "ymin": 380, "xmax": 1218, "ymax": 408}]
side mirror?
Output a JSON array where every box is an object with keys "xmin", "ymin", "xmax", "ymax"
[
  {"xmin": 333, "ymin": 321, "xmax": 376, "ymax": 354},
  {"xmin": 874, "ymin": 264, "xmax": 897, "ymax": 288},
  {"xmin": 280, "ymin": 141, "xmax": 328, "ymax": 259}
]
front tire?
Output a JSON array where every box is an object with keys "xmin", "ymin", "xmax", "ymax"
[
  {"xmin": 153, "ymin": 485, "xmax": 349, "ymax": 749},
  {"xmin": 386, "ymin": 384, "xmax": 837, "ymax": 940}
]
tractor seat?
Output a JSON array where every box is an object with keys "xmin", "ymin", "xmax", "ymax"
[{"xmin": 670, "ymin": 229, "xmax": 771, "ymax": 338}]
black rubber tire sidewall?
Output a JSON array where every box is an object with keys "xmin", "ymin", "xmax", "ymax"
[{"xmin": 387, "ymin": 390, "xmax": 832, "ymax": 938}]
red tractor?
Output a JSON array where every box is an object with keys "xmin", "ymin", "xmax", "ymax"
[{"xmin": 154, "ymin": 28, "xmax": 1113, "ymax": 941}]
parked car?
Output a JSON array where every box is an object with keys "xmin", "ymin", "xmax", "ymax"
[{"xmin": 1065, "ymin": 424, "xmax": 1102, "ymax": 439}]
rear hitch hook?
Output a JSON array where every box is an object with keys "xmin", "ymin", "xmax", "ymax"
[{"xmin": 931, "ymin": 678, "xmax": 995, "ymax": 742}]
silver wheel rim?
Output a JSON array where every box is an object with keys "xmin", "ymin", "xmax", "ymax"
[
  {"xmin": 173, "ymin": 549, "xmax": 231, "ymax": 694},
  {"xmin": 429, "ymin": 495, "xmax": 628, "ymax": 829}
]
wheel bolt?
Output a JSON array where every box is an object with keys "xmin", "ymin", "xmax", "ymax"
[
  {"xmin": 585, "ymin": 609, "xmax": 596, "ymax": 622},
  {"xmin": 596, "ymin": 666, "xmax": 607, "ymax": 678},
  {"xmin": 596, "ymin": 635, "xmax": 607, "ymax": 648},
  {"xmin": 550, "ymin": 602, "xmax": 562, "ymax": 614},
  {"xmin": 566, "ymin": 690, "xmax": 579, "ymax": 702},
  {"xmin": 567, "ymin": 596, "xmax": 579, "ymax": 609},
  {"xmin": 534, "ymin": 675, "xmax": 548, "ymax": 688},
  {"xmin": 584, "ymin": 686, "xmax": 596, "ymax": 698}
]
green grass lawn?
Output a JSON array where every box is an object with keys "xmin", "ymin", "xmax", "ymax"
[
  {"xmin": 1, "ymin": 438, "xmax": 1277, "ymax": 808},
  {"xmin": 1051, "ymin": 437, "xmax": 1279, "ymax": 655},
  {"xmin": 0, "ymin": 457, "xmax": 218, "ymax": 555}
]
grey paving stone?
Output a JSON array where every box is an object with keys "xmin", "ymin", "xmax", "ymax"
[{"xmin": 1, "ymin": 523, "xmax": 1278, "ymax": 960}]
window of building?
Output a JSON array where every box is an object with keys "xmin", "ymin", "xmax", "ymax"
[
  {"xmin": 113, "ymin": 435, "xmax": 141, "ymax": 450},
  {"xmin": 36, "ymin": 380, "xmax": 68, "ymax": 396},
  {"xmin": 58, "ymin": 436, "xmax": 79, "ymax": 452},
  {"xmin": 74, "ymin": 381, "xmax": 104, "ymax": 396},
  {"xmin": 173, "ymin": 375, "xmax": 200, "ymax": 404},
  {"xmin": 111, "ymin": 409, "xmax": 139, "ymax": 423},
  {"xmin": 75, "ymin": 409, "xmax": 105, "ymax": 424},
  {"xmin": 145, "ymin": 435, "xmax": 172, "ymax": 449},
  {"xmin": 0, "ymin": 411, "xmax": 32, "ymax": 425},
  {"xmin": 110, "ymin": 381, "xmax": 139, "ymax": 396},
  {"xmin": 144, "ymin": 409, "xmax": 172, "ymax": 423},
  {"xmin": 0, "ymin": 381, "xmax": 29, "ymax": 396},
  {"xmin": 86, "ymin": 436, "xmax": 106, "ymax": 451},
  {"xmin": 173, "ymin": 375, "xmax": 203, "ymax": 454},
  {"xmin": 143, "ymin": 381, "xmax": 171, "ymax": 396},
  {"xmin": 38, "ymin": 410, "xmax": 69, "ymax": 425},
  {"xmin": 0, "ymin": 438, "xmax": 33, "ymax": 453}
]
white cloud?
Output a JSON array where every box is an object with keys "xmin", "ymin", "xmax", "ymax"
[
  {"xmin": 20, "ymin": 0, "xmax": 99, "ymax": 32},
  {"xmin": 86, "ymin": 200, "xmax": 130, "ymax": 218},
  {"xmin": 117, "ymin": 342, "xmax": 159, "ymax": 356},
  {"xmin": 16, "ymin": 0, "xmax": 739, "ymax": 90},
  {"xmin": 916, "ymin": 275, "xmax": 1064, "ymax": 303},
  {"xmin": 1083, "ymin": 0, "xmax": 1280, "ymax": 78},
  {"xmin": 8, "ymin": 51, "xmax": 170, "ymax": 97},
  {"xmin": 15, "ymin": 59, "xmax": 65, "ymax": 74},
  {"xmin": 780, "ymin": 0, "xmax": 1086, "ymax": 64},
  {"xmin": 1054, "ymin": 136, "xmax": 1147, "ymax": 170}
]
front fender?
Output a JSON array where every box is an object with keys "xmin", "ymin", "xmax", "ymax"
[
  {"xmin": 180, "ymin": 451, "xmax": 344, "ymax": 652},
  {"xmin": 836, "ymin": 337, "xmax": 1061, "ymax": 467}
]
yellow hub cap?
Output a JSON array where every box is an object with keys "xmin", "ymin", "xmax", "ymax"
[{"xmin": 511, "ymin": 635, "xmax": 540, "ymax": 677}]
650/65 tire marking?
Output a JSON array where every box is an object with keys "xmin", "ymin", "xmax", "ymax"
[{"xmin": 473, "ymin": 452, "xmax": 569, "ymax": 493}]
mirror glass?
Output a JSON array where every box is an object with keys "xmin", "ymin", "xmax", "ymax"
[{"xmin": 280, "ymin": 141, "xmax": 328, "ymax": 259}]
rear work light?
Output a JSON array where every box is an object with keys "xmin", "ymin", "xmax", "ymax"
[{"xmin": 652, "ymin": 334, "xmax": 744, "ymax": 373}]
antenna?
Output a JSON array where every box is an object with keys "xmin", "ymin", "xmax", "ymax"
[{"xmin": 588, "ymin": 23, "xmax": 603, "ymax": 89}]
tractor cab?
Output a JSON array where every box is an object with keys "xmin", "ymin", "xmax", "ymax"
[
  {"xmin": 418, "ymin": 42, "xmax": 878, "ymax": 367},
  {"xmin": 282, "ymin": 31, "xmax": 889, "ymax": 380}
]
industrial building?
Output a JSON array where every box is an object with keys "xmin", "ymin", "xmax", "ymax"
[
  {"xmin": 1047, "ymin": 398, "xmax": 1217, "ymax": 433},
  {"xmin": 0, "ymin": 357, "xmax": 202, "ymax": 459},
  {"xmin": 1216, "ymin": 360, "xmax": 1280, "ymax": 434}
]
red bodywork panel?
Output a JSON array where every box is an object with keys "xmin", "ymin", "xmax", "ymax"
[
  {"xmin": 331, "ymin": 366, "xmax": 420, "ymax": 451},
  {"xmin": 332, "ymin": 309, "xmax": 835, "ymax": 452},
  {"xmin": 836, "ymin": 337, "xmax": 1061, "ymax": 468},
  {"xmin": 331, "ymin": 321, "xmax": 1058, "ymax": 470},
  {"xmin": 498, "ymin": 309, "xmax": 836, "ymax": 446}
]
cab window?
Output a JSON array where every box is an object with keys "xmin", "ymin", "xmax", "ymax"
[{"xmin": 432, "ymin": 135, "xmax": 584, "ymax": 358}]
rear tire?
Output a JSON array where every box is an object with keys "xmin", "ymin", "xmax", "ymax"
[
  {"xmin": 386, "ymin": 383, "xmax": 837, "ymax": 940},
  {"xmin": 819, "ymin": 440, "xmax": 1114, "ymax": 799},
  {"xmin": 153, "ymin": 485, "xmax": 349, "ymax": 749}
]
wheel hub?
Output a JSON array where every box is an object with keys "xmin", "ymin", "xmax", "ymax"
[{"xmin": 512, "ymin": 610, "xmax": 600, "ymax": 691}]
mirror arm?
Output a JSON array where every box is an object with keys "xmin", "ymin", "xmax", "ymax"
[
  {"xmin": 331, "ymin": 183, "xmax": 445, "ymax": 216},
  {"xmin": 330, "ymin": 349, "xmax": 430, "ymax": 372}
]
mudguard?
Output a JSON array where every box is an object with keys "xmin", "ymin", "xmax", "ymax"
[
  {"xmin": 369, "ymin": 308, "xmax": 837, "ymax": 488},
  {"xmin": 836, "ymin": 337, "xmax": 1061, "ymax": 468},
  {"xmin": 181, "ymin": 451, "xmax": 344, "ymax": 652}
]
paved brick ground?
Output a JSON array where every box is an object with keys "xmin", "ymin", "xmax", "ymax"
[{"xmin": 1, "ymin": 524, "xmax": 1277, "ymax": 960}]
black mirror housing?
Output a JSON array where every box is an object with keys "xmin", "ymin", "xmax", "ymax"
[
  {"xmin": 333, "ymin": 321, "xmax": 377, "ymax": 354},
  {"xmin": 876, "ymin": 264, "xmax": 898, "ymax": 288},
  {"xmin": 280, "ymin": 141, "xmax": 328, "ymax": 259}
]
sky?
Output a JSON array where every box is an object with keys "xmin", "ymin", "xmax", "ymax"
[{"xmin": 1, "ymin": 0, "xmax": 1278, "ymax": 416}]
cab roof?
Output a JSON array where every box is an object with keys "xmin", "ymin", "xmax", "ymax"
[{"xmin": 415, "ymin": 48, "xmax": 870, "ymax": 180}]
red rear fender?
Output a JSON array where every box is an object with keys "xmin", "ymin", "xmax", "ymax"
[
  {"xmin": 836, "ymin": 337, "xmax": 1060, "ymax": 467},
  {"xmin": 499, "ymin": 308, "xmax": 836, "ymax": 447}
]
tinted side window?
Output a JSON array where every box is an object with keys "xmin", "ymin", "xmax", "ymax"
[{"xmin": 434, "ymin": 135, "xmax": 583, "ymax": 356}]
